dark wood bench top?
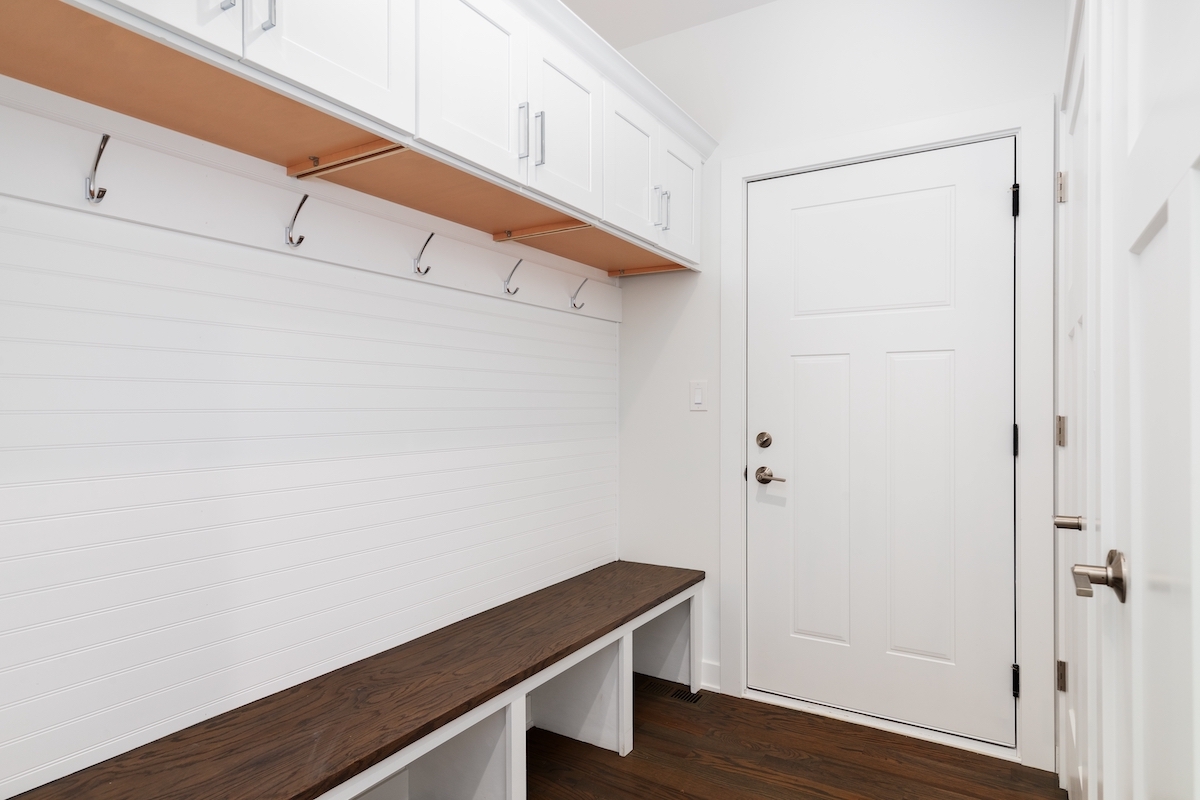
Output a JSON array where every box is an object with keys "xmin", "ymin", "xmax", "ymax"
[{"xmin": 19, "ymin": 561, "xmax": 703, "ymax": 800}]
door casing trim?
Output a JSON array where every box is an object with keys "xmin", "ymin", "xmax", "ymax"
[{"xmin": 718, "ymin": 97, "xmax": 1057, "ymax": 771}]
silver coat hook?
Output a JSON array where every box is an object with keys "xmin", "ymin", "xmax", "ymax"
[
  {"xmin": 570, "ymin": 278, "xmax": 588, "ymax": 310},
  {"xmin": 85, "ymin": 133, "xmax": 110, "ymax": 204},
  {"xmin": 285, "ymin": 194, "xmax": 309, "ymax": 248},
  {"xmin": 413, "ymin": 232, "xmax": 434, "ymax": 275},
  {"xmin": 504, "ymin": 259, "xmax": 523, "ymax": 295}
]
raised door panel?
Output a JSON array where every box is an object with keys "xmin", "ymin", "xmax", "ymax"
[
  {"xmin": 106, "ymin": 0, "xmax": 244, "ymax": 58},
  {"xmin": 658, "ymin": 129, "xmax": 700, "ymax": 264},
  {"xmin": 243, "ymin": 0, "xmax": 416, "ymax": 134},
  {"xmin": 417, "ymin": 0, "xmax": 527, "ymax": 181},
  {"xmin": 526, "ymin": 30, "xmax": 603, "ymax": 218},
  {"xmin": 601, "ymin": 85, "xmax": 659, "ymax": 243}
]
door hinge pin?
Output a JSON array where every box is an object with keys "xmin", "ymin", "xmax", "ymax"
[
  {"xmin": 1012, "ymin": 664, "xmax": 1020, "ymax": 698},
  {"xmin": 1056, "ymin": 171, "xmax": 1067, "ymax": 203},
  {"xmin": 1011, "ymin": 183, "xmax": 1020, "ymax": 216}
]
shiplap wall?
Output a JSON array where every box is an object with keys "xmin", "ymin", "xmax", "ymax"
[{"xmin": 0, "ymin": 96, "xmax": 619, "ymax": 797}]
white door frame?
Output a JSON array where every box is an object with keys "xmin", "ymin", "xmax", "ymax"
[{"xmin": 718, "ymin": 97, "xmax": 1057, "ymax": 770}]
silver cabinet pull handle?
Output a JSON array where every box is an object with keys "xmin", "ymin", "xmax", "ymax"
[
  {"xmin": 220, "ymin": 0, "xmax": 236, "ymax": 10},
  {"xmin": 1071, "ymin": 550, "xmax": 1127, "ymax": 602},
  {"xmin": 653, "ymin": 185, "xmax": 663, "ymax": 226},
  {"xmin": 755, "ymin": 467, "xmax": 786, "ymax": 484},
  {"xmin": 662, "ymin": 189, "xmax": 671, "ymax": 232},
  {"xmin": 1054, "ymin": 515, "xmax": 1085, "ymax": 530},
  {"xmin": 518, "ymin": 103, "xmax": 529, "ymax": 159},
  {"xmin": 262, "ymin": 0, "xmax": 277, "ymax": 30},
  {"xmin": 535, "ymin": 111, "xmax": 546, "ymax": 166}
]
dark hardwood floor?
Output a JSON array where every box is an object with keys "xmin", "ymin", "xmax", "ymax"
[{"xmin": 527, "ymin": 674, "xmax": 1066, "ymax": 800}]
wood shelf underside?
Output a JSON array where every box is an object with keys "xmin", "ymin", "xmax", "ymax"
[{"xmin": 0, "ymin": 0, "xmax": 687, "ymax": 278}]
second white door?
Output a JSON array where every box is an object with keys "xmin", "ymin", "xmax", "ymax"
[{"xmin": 747, "ymin": 137, "xmax": 1017, "ymax": 745}]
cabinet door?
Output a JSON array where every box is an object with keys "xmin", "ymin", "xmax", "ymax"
[
  {"xmin": 243, "ymin": 0, "xmax": 416, "ymax": 134},
  {"xmin": 601, "ymin": 85, "xmax": 660, "ymax": 243},
  {"xmin": 106, "ymin": 0, "xmax": 243, "ymax": 58},
  {"xmin": 658, "ymin": 128, "xmax": 701, "ymax": 263},
  {"xmin": 417, "ymin": 0, "xmax": 528, "ymax": 181},
  {"xmin": 526, "ymin": 31, "xmax": 603, "ymax": 217}
]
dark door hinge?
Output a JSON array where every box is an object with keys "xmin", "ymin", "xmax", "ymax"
[
  {"xmin": 1011, "ymin": 183, "xmax": 1020, "ymax": 216},
  {"xmin": 1012, "ymin": 664, "xmax": 1020, "ymax": 698},
  {"xmin": 744, "ymin": 466, "xmax": 748, "ymax": 481},
  {"xmin": 1056, "ymin": 660, "xmax": 1068, "ymax": 692},
  {"xmin": 1013, "ymin": 424, "xmax": 1019, "ymax": 457}
]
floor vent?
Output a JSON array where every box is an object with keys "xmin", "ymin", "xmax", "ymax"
[
  {"xmin": 641, "ymin": 679, "xmax": 702, "ymax": 704},
  {"xmin": 670, "ymin": 688, "xmax": 703, "ymax": 704}
]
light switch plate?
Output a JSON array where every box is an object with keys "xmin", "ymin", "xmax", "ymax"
[{"xmin": 689, "ymin": 380, "xmax": 708, "ymax": 411}]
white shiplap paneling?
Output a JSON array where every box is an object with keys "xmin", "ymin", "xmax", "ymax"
[{"xmin": 0, "ymin": 190, "xmax": 618, "ymax": 796}]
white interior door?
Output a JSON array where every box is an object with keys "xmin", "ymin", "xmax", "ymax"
[
  {"xmin": 417, "ymin": 0, "xmax": 527, "ymax": 181},
  {"xmin": 106, "ymin": 0, "xmax": 243, "ymax": 57},
  {"xmin": 747, "ymin": 137, "xmax": 1017, "ymax": 745},
  {"xmin": 243, "ymin": 0, "xmax": 416, "ymax": 133},
  {"xmin": 1100, "ymin": 0, "xmax": 1200, "ymax": 796},
  {"xmin": 526, "ymin": 30, "xmax": 603, "ymax": 217},
  {"xmin": 1055, "ymin": 0, "xmax": 1200, "ymax": 795}
]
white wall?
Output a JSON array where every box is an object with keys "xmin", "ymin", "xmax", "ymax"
[
  {"xmin": 616, "ymin": 0, "xmax": 1067, "ymax": 689},
  {"xmin": 0, "ymin": 82, "xmax": 619, "ymax": 798}
]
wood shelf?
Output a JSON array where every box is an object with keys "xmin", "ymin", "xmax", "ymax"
[{"xmin": 0, "ymin": 0, "xmax": 687, "ymax": 278}]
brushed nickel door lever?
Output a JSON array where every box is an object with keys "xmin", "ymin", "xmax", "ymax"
[
  {"xmin": 1071, "ymin": 550, "xmax": 1127, "ymax": 602},
  {"xmin": 755, "ymin": 467, "xmax": 786, "ymax": 484}
]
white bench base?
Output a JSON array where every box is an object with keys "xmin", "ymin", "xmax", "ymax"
[{"xmin": 319, "ymin": 582, "xmax": 702, "ymax": 800}]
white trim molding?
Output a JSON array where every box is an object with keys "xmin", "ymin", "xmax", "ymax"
[{"xmin": 719, "ymin": 97, "xmax": 1057, "ymax": 771}]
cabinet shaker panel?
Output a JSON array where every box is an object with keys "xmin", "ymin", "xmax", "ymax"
[
  {"xmin": 418, "ymin": 0, "xmax": 528, "ymax": 180},
  {"xmin": 243, "ymin": 0, "xmax": 416, "ymax": 134}
]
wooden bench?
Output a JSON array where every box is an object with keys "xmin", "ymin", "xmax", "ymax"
[{"xmin": 18, "ymin": 561, "xmax": 704, "ymax": 800}]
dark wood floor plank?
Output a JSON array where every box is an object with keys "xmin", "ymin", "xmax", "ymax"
[
  {"xmin": 634, "ymin": 700, "xmax": 1043, "ymax": 800},
  {"xmin": 527, "ymin": 675, "xmax": 1066, "ymax": 800},
  {"xmin": 18, "ymin": 562, "xmax": 703, "ymax": 800}
]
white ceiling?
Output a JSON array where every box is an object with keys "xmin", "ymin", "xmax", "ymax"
[{"xmin": 560, "ymin": 0, "xmax": 779, "ymax": 49}]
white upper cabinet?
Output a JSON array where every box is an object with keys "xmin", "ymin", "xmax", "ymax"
[
  {"xmin": 525, "ymin": 31, "xmax": 603, "ymax": 217},
  {"xmin": 657, "ymin": 127, "xmax": 701, "ymax": 263},
  {"xmin": 602, "ymin": 84, "xmax": 659, "ymax": 243},
  {"xmin": 107, "ymin": 0, "xmax": 244, "ymax": 58},
  {"xmin": 602, "ymin": 85, "xmax": 702, "ymax": 263},
  {"xmin": 417, "ymin": 0, "xmax": 528, "ymax": 181},
  {"xmin": 243, "ymin": 0, "xmax": 416, "ymax": 134}
]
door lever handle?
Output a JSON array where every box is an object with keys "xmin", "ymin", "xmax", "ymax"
[
  {"xmin": 1071, "ymin": 549, "xmax": 1127, "ymax": 602},
  {"xmin": 755, "ymin": 467, "xmax": 786, "ymax": 484}
]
